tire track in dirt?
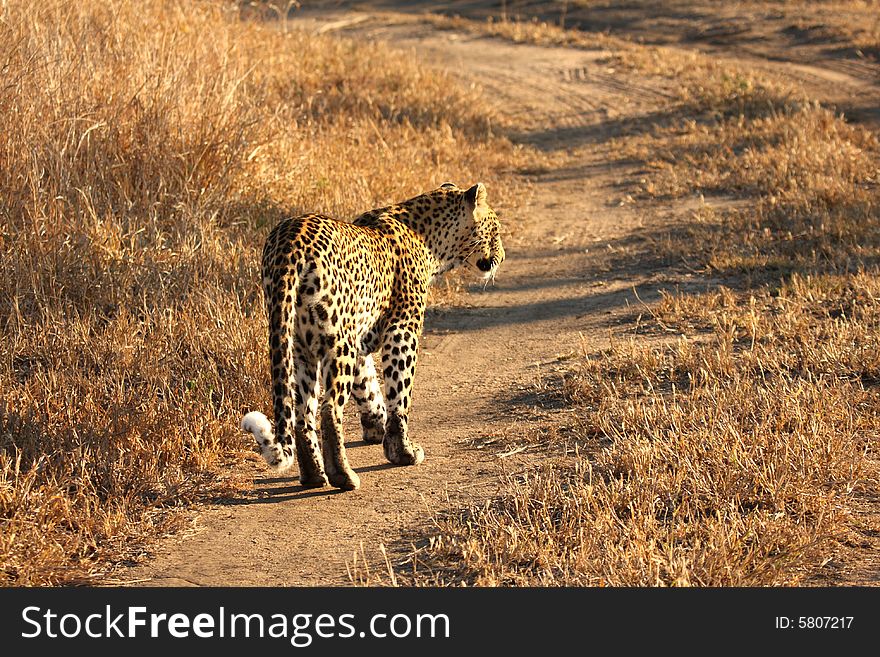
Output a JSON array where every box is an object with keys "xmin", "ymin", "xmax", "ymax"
[{"xmin": 356, "ymin": 1, "xmax": 880, "ymax": 129}]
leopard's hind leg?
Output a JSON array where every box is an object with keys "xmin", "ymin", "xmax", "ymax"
[
  {"xmin": 291, "ymin": 340, "xmax": 328, "ymax": 488},
  {"xmin": 319, "ymin": 339, "xmax": 360, "ymax": 490},
  {"xmin": 352, "ymin": 353, "xmax": 386, "ymax": 444}
]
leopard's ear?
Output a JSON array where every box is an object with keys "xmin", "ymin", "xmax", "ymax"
[
  {"xmin": 440, "ymin": 181, "xmax": 458, "ymax": 190},
  {"xmin": 464, "ymin": 183, "xmax": 488, "ymax": 210}
]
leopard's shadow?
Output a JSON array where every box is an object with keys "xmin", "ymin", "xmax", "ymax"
[
  {"xmin": 219, "ymin": 461, "xmax": 398, "ymax": 505},
  {"xmin": 217, "ymin": 487, "xmax": 346, "ymax": 505}
]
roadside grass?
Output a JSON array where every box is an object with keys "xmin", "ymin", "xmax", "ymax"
[
  {"xmin": 394, "ymin": 22, "xmax": 880, "ymax": 586},
  {"xmin": 427, "ymin": 1, "xmax": 880, "ymax": 62},
  {"xmin": 403, "ymin": 275, "xmax": 877, "ymax": 585},
  {"xmin": 0, "ymin": 0, "xmax": 520, "ymax": 585},
  {"xmin": 574, "ymin": 0, "xmax": 880, "ymax": 60}
]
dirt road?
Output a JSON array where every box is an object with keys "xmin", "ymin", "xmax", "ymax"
[{"xmin": 128, "ymin": 5, "xmax": 880, "ymax": 586}]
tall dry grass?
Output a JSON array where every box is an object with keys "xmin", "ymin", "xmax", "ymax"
[{"xmin": 0, "ymin": 0, "xmax": 519, "ymax": 585}]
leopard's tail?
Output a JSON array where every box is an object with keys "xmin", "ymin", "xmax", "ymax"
[
  {"xmin": 241, "ymin": 408, "xmax": 296, "ymax": 471},
  {"xmin": 240, "ymin": 262, "xmax": 299, "ymax": 472},
  {"xmin": 240, "ymin": 411, "xmax": 294, "ymax": 470}
]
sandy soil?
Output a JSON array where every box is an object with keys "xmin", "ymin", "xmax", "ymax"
[{"xmin": 126, "ymin": 3, "xmax": 880, "ymax": 586}]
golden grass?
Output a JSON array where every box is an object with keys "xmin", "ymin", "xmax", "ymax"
[
  {"xmin": 403, "ymin": 283, "xmax": 874, "ymax": 584},
  {"xmin": 621, "ymin": 78, "xmax": 880, "ymax": 281},
  {"xmin": 0, "ymin": 0, "xmax": 520, "ymax": 585},
  {"xmin": 394, "ymin": 21, "xmax": 879, "ymax": 586},
  {"xmin": 425, "ymin": 12, "xmax": 620, "ymax": 51}
]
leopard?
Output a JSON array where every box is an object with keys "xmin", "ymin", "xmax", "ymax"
[{"xmin": 241, "ymin": 182, "xmax": 505, "ymax": 490}]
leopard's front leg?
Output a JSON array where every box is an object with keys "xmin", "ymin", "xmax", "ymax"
[{"xmin": 380, "ymin": 322, "xmax": 424, "ymax": 466}]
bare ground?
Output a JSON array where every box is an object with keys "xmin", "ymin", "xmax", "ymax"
[{"xmin": 126, "ymin": 4, "xmax": 880, "ymax": 586}]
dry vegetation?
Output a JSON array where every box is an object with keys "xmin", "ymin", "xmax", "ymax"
[
  {"xmin": 395, "ymin": 17, "xmax": 879, "ymax": 586},
  {"xmin": 5, "ymin": 0, "xmax": 876, "ymax": 588},
  {"xmin": 0, "ymin": 0, "xmax": 520, "ymax": 585},
  {"xmin": 573, "ymin": 0, "xmax": 880, "ymax": 58},
  {"xmin": 405, "ymin": 277, "xmax": 878, "ymax": 585},
  {"xmin": 431, "ymin": 0, "xmax": 880, "ymax": 61},
  {"xmin": 425, "ymin": 11, "xmax": 620, "ymax": 50}
]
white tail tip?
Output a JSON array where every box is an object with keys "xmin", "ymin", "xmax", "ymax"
[
  {"xmin": 240, "ymin": 411, "xmax": 295, "ymax": 472},
  {"xmin": 241, "ymin": 411, "xmax": 273, "ymax": 441}
]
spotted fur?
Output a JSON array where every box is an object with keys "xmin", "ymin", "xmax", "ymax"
[{"xmin": 241, "ymin": 183, "xmax": 504, "ymax": 490}]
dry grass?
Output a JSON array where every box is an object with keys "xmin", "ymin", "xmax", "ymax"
[
  {"xmin": 424, "ymin": 11, "xmax": 620, "ymax": 51},
  {"xmin": 0, "ymin": 0, "xmax": 521, "ymax": 585},
  {"xmin": 620, "ymin": 74, "xmax": 879, "ymax": 282},
  {"xmin": 402, "ymin": 277, "xmax": 875, "ymax": 585},
  {"xmin": 431, "ymin": 1, "xmax": 880, "ymax": 61},
  {"xmin": 395, "ymin": 22, "xmax": 879, "ymax": 586},
  {"xmin": 571, "ymin": 0, "xmax": 880, "ymax": 58}
]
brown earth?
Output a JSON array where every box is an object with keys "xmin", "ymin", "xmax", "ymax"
[{"xmin": 125, "ymin": 3, "xmax": 880, "ymax": 586}]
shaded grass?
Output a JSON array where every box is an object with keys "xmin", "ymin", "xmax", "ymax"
[
  {"xmin": 426, "ymin": 1, "xmax": 880, "ymax": 62},
  {"xmin": 621, "ymin": 80, "xmax": 880, "ymax": 283},
  {"xmin": 0, "ymin": 0, "xmax": 522, "ymax": 585}
]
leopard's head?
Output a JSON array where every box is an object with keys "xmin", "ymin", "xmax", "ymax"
[{"xmin": 436, "ymin": 182, "xmax": 505, "ymax": 281}]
